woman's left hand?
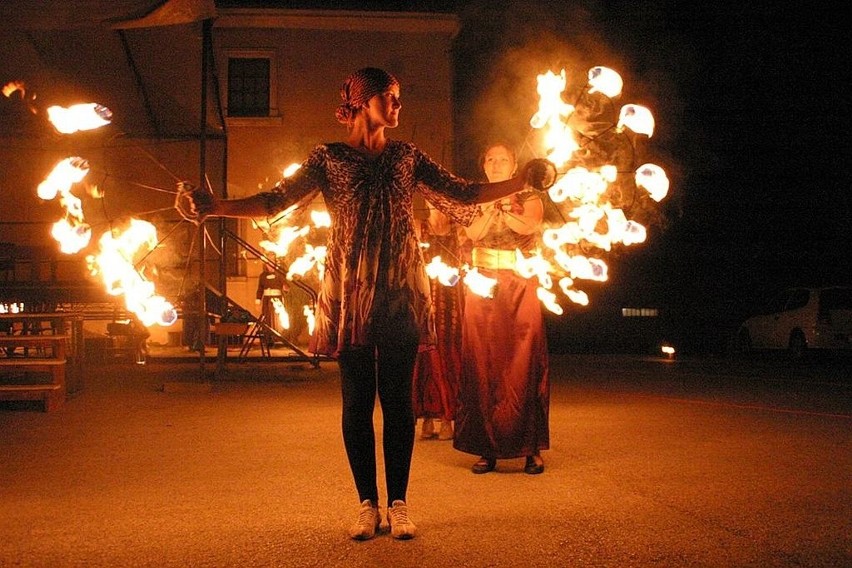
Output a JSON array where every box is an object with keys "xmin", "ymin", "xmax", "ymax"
[{"xmin": 522, "ymin": 158, "xmax": 557, "ymax": 191}]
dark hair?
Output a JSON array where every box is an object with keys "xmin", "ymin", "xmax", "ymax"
[{"xmin": 335, "ymin": 67, "xmax": 400, "ymax": 124}]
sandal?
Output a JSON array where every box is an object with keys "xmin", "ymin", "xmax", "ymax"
[
  {"xmin": 471, "ymin": 457, "xmax": 496, "ymax": 474},
  {"xmin": 524, "ymin": 454, "xmax": 544, "ymax": 475}
]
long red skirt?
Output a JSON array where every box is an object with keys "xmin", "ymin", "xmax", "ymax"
[
  {"xmin": 411, "ymin": 272, "xmax": 463, "ymax": 421},
  {"xmin": 453, "ymin": 269, "xmax": 549, "ymax": 458}
]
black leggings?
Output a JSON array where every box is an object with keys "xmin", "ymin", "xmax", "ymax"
[{"xmin": 338, "ymin": 342, "xmax": 418, "ymax": 505}]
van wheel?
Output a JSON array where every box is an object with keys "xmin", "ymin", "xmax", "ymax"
[{"xmin": 787, "ymin": 330, "xmax": 807, "ymax": 361}]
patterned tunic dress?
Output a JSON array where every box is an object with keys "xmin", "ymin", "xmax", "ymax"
[{"xmin": 259, "ymin": 140, "xmax": 480, "ymax": 357}]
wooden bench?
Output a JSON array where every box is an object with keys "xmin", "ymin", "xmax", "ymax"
[{"xmin": 0, "ymin": 335, "xmax": 67, "ymax": 412}]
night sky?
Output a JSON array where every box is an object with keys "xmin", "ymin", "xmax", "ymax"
[
  {"xmin": 446, "ymin": 0, "xmax": 851, "ymax": 350},
  {"xmin": 190, "ymin": 1, "xmax": 852, "ymax": 351}
]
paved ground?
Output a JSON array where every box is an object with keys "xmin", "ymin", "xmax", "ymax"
[{"xmin": 1, "ymin": 353, "xmax": 850, "ymax": 567}]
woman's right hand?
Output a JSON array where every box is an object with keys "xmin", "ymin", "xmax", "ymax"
[{"xmin": 175, "ymin": 181, "xmax": 218, "ymax": 224}]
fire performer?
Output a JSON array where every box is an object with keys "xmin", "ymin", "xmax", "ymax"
[
  {"xmin": 453, "ymin": 142, "xmax": 550, "ymax": 475},
  {"xmin": 254, "ymin": 256, "xmax": 288, "ymax": 348},
  {"xmin": 411, "ymin": 208, "xmax": 463, "ymax": 442},
  {"xmin": 176, "ymin": 67, "xmax": 552, "ymax": 540}
]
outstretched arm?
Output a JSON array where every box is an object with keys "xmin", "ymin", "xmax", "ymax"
[
  {"xmin": 175, "ymin": 182, "xmax": 274, "ymax": 222},
  {"xmin": 474, "ymin": 158, "xmax": 555, "ymax": 202}
]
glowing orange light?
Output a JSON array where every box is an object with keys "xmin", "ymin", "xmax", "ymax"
[{"xmin": 46, "ymin": 103, "xmax": 112, "ymax": 134}]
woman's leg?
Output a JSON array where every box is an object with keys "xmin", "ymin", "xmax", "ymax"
[
  {"xmin": 376, "ymin": 342, "xmax": 418, "ymax": 503},
  {"xmin": 338, "ymin": 346, "xmax": 379, "ymax": 504}
]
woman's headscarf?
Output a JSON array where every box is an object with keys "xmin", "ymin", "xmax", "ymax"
[{"xmin": 335, "ymin": 67, "xmax": 399, "ymax": 124}]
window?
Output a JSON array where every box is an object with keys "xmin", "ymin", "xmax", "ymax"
[
  {"xmin": 225, "ymin": 50, "xmax": 277, "ymax": 120},
  {"xmin": 621, "ymin": 308, "xmax": 659, "ymax": 317},
  {"xmin": 228, "ymin": 58, "xmax": 269, "ymax": 116}
]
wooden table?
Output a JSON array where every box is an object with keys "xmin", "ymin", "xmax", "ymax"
[
  {"xmin": 0, "ymin": 312, "xmax": 85, "ymax": 408},
  {"xmin": 0, "ymin": 334, "xmax": 68, "ymax": 411}
]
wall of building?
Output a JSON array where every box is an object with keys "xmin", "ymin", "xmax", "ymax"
[{"xmin": 213, "ymin": 9, "xmax": 460, "ymax": 329}]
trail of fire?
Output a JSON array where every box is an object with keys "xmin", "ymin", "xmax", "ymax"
[
  {"xmin": 413, "ymin": 66, "xmax": 669, "ymax": 314},
  {"xmin": 522, "ymin": 65, "xmax": 670, "ymax": 313},
  {"xmin": 254, "ymin": 164, "xmax": 326, "ymax": 333},
  {"xmin": 12, "ymin": 81, "xmax": 179, "ymax": 328},
  {"xmin": 86, "ymin": 220, "xmax": 178, "ymax": 327}
]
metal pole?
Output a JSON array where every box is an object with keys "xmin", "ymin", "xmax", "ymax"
[{"xmin": 197, "ymin": 18, "xmax": 212, "ymax": 374}]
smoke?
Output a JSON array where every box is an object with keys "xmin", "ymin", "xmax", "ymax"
[{"xmin": 453, "ymin": 0, "xmax": 682, "ymax": 194}]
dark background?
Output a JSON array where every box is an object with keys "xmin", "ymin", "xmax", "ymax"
[{"xmin": 229, "ymin": 1, "xmax": 852, "ymax": 354}]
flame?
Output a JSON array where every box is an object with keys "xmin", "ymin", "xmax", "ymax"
[
  {"xmin": 587, "ymin": 67, "xmax": 623, "ymax": 98},
  {"xmin": 259, "ymin": 205, "xmax": 329, "ymax": 282},
  {"xmin": 46, "ymin": 103, "xmax": 112, "ymax": 134},
  {"xmin": 282, "ymin": 163, "xmax": 301, "ymax": 178},
  {"xmin": 51, "ymin": 218, "xmax": 92, "ymax": 254},
  {"xmin": 39, "ymin": 157, "xmax": 92, "ymax": 254},
  {"xmin": 259, "ymin": 225, "xmax": 310, "ymax": 257},
  {"xmin": 2, "ymin": 80, "xmax": 27, "ymax": 98},
  {"xmin": 2, "ymin": 80, "xmax": 37, "ymax": 113},
  {"xmin": 86, "ymin": 219, "xmax": 177, "ymax": 327},
  {"xmin": 287, "ymin": 244, "xmax": 326, "ymax": 281},
  {"xmin": 559, "ymin": 279, "xmax": 590, "ymax": 305},
  {"xmin": 529, "ymin": 69, "xmax": 578, "ymax": 168},
  {"xmin": 537, "ymin": 287, "xmax": 563, "ymax": 315},
  {"xmin": 425, "ymin": 255, "xmax": 460, "ymax": 287},
  {"xmin": 616, "ymin": 104, "xmax": 654, "ymax": 137},
  {"xmin": 271, "ymin": 297, "xmax": 291, "ymax": 330},
  {"xmin": 462, "ymin": 266, "xmax": 497, "ymax": 298},
  {"xmin": 23, "ymin": 93, "xmax": 176, "ymax": 327},
  {"xmin": 303, "ymin": 305, "xmax": 316, "ymax": 336},
  {"xmin": 310, "ymin": 209, "xmax": 331, "ymax": 228},
  {"xmin": 635, "ymin": 163, "xmax": 670, "ymax": 201},
  {"xmin": 37, "ymin": 157, "xmax": 89, "ymax": 200},
  {"xmin": 523, "ymin": 66, "xmax": 669, "ymax": 310}
]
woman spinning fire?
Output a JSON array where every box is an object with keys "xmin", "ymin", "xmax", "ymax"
[{"xmin": 175, "ymin": 67, "xmax": 553, "ymax": 541}]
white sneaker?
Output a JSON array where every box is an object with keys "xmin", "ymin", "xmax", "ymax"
[
  {"xmin": 349, "ymin": 499, "xmax": 381, "ymax": 540},
  {"xmin": 387, "ymin": 500, "xmax": 417, "ymax": 540}
]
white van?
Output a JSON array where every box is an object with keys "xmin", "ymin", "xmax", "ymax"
[{"xmin": 735, "ymin": 286, "xmax": 852, "ymax": 359}]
